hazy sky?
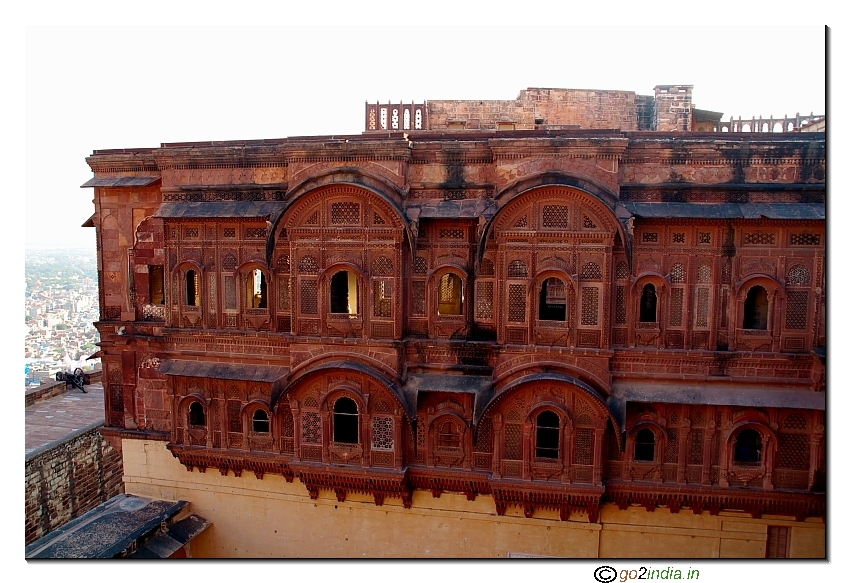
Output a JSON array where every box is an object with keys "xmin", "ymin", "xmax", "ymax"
[{"xmin": 25, "ymin": 25, "xmax": 826, "ymax": 248}]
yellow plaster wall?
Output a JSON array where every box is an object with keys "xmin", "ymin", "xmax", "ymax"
[{"xmin": 122, "ymin": 439, "xmax": 824, "ymax": 558}]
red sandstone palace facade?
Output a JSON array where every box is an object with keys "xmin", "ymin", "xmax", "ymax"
[{"xmin": 84, "ymin": 85, "xmax": 825, "ymax": 558}]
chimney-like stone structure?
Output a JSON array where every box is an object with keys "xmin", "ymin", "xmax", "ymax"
[{"xmin": 653, "ymin": 85, "xmax": 693, "ymax": 131}]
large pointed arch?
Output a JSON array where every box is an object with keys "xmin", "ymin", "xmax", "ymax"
[
  {"xmin": 266, "ymin": 173, "xmax": 413, "ymax": 265},
  {"xmin": 271, "ymin": 360, "xmax": 414, "ymax": 423},
  {"xmin": 479, "ymin": 372, "xmax": 623, "ymax": 450},
  {"xmin": 476, "ymin": 177, "xmax": 627, "ymax": 266}
]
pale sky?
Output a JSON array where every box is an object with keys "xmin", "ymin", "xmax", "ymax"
[{"xmin": 25, "ymin": 25, "xmax": 826, "ymax": 248}]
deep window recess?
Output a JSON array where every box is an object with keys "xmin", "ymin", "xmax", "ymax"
[
  {"xmin": 330, "ymin": 271, "xmax": 358, "ymax": 314},
  {"xmin": 252, "ymin": 409, "xmax": 270, "ymax": 433},
  {"xmin": 743, "ymin": 285, "xmax": 769, "ymax": 330},
  {"xmin": 149, "ymin": 265, "xmax": 165, "ymax": 304},
  {"xmin": 734, "ymin": 428, "xmax": 763, "ymax": 464},
  {"xmin": 634, "ymin": 428, "xmax": 656, "ymax": 461},
  {"xmin": 438, "ymin": 273, "xmax": 464, "ymax": 315},
  {"xmin": 535, "ymin": 411, "xmax": 560, "ymax": 458},
  {"xmin": 639, "ymin": 284, "xmax": 657, "ymax": 323},
  {"xmin": 333, "ymin": 397, "xmax": 359, "ymax": 444},
  {"xmin": 246, "ymin": 269, "xmax": 267, "ymax": 308},
  {"xmin": 188, "ymin": 401, "xmax": 205, "ymax": 427},
  {"xmin": 538, "ymin": 278, "xmax": 567, "ymax": 321},
  {"xmin": 437, "ymin": 420, "xmax": 462, "ymax": 449},
  {"xmin": 186, "ymin": 269, "xmax": 200, "ymax": 306}
]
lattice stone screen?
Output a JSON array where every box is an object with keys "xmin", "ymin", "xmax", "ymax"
[
  {"xmin": 508, "ymin": 284, "xmax": 526, "ymax": 322},
  {"xmin": 372, "ymin": 416, "xmax": 394, "ymax": 451},
  {"xmin": 541, "ymin": 205, "xmax": 569, "ymax": 229},
  {"xmin": 508, "ymin": 260, "xmax": 528, "ymax": 278},
  {"xmin": 302, "ymin": 412, "xmax": 321, "ymax": 444},
  {"xmin": 372, "ymin": 256, "xmax": 394, "ymax": 276},
  {"xmin": 300, "ymin": 280, "xmax": 318, "ymax": 314},
  {"xmin": 331, "ymin": 202, "xmax": 360, "ymax": 225},
  {"xmin": 695, "ymin": 288, "xmax": 710, "ymax": 327},
  {"xmin": 785, "ymin": 291, "xmax": 809, "ymax": 330},
  {"xmin": 476, "ymin": 281, "xmax": 494, "ymax": 320},
  {"xmin": 504, "ymin": 424, "xmax": 522, "ymax": 460},
  {"xmin": 411, "ymin": 281, "xmax": 426, "ymax": 316},
  {"xmin": 574, "ymin": 428, "xmax": 594, "ymax": 465},
  {"xmin": 581, "ymin": 287, "xmax": 599, "ymax": 326},
  {"xmin": 669, "ymin": 288, "xmax": 684, "ymax": 326},
  {"xmin": 787, "ymin": 265, "xmax": 811, "ymax": 286},
  {"xmin": 581, "ymin": 262, "xmax": 602, "ymax": 281}
]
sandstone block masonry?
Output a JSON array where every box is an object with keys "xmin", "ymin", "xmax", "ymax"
[{"xmin": 25, "ymin": 424, "xmax": 124, "ymax": 545}]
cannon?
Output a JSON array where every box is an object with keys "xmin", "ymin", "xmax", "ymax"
[{"xmin": 55, "ymin": 368, "xmax": 87, "ymax": 393}]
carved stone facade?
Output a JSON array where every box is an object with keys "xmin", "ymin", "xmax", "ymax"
[{"xmin": 86, "ymin": 85, "xmax": 825, "ymax": 557}]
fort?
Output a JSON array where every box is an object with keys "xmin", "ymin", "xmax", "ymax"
[{"xmin": 76, "ymin": 84, "xmax": 824, "ymax": 558}]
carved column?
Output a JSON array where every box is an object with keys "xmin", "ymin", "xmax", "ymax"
[
  {"xmin": 492, "ymin": 415, "xmax": 503, "ymax": 478},
  {"xmin": 291, "ymin": 401, "xmax": 302, "ymax": 462},
  {"xmin": 677, "ymin": 425, "xmax": 690, "ymax": 484},
  {"xmin": 763, "ymin": 434, "xmax": 775, "ymax": 490},
  {"xmin": 592, "ymin": 428, "xmax": 605, "ymax": 486},
  {"xmin": 808, "ymin": 431, "xmax": 823, "ymax": 491},
  {"xmin": 522, "ymin": 421, "xmax": 532, "ymax": 480}
]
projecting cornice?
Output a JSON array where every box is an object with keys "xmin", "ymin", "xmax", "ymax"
[
  {"xmin": 621, "ymin": 136, "xmax": 825, "ymax": 166},
  {"xmin": 488, "ymin": 137, "xmax": 630, "ymax": 160}
]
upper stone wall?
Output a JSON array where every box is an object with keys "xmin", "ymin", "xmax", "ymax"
[{"xmin": 425, "ymin": 88, "xmax": 641, "ymax": 131}]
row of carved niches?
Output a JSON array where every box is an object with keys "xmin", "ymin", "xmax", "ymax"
[
  {"xmin": 169, "ymin": 373, "xmax": 823, "ymax": 493},
  {"xmin": 606, "ymin": 403, "xmax": 824, "ymax": 492}
]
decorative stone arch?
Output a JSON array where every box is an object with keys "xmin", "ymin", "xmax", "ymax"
[
  {"xmin": 236, "ymin": 260, "xmax": 271, "ymax": 303},
  {"xmin": 286, "ymin": 168, "xmax": 407, "ymax": 217},
  {"xmin": 477, "ymin": 178, "xmax": 626, "ymax": 266},
  {"xmin": 530, "ymin": 269, "xmax": 578, "ymax": 340},
  {"xmin": 278, "ymin": 361, "xmax": 412, "ymax": 470},
  {"xmin": 732, "ymin": 274, "xmax": 786, "ymax": 350},
  {"xmin": 277, "ymin": 360, "xmax": 413, "ymax": 422},
  {"xmin": 172, "ymin": 260, "xmax": 204, "ymax": 327},
  {"xmin": 625, "ymin": 419, "xmax": 668, "ymax": 464},
  {"xmin": 242, "ymin": 398, "xmax": 273, "ymax": 428},
  {"xmin": 427, "ymin": 410, "xmax": 471, "ymax": 468},
  {"xmin": 631, "ymin": 273, "xmax": 668, "ymax": 347},
  {"xmin": 492, "ymin": 360, "xmax": 611, "ymax": 400},
  {"xmin": 481, "ymin": 373, "xmax": 621, "ymax": 485},
  {"xmin": 241, "ymin": 398, "xmax": 274, "ymax": 453},
  {"xmin": 268, "ymin": 180, "xmax": 412, "ymax": 262},
  {"xmin": 321, "ymin": 386, "xmax": 367, "ymax": 447},
  {"xmin": 722, "ymin": 420, "xmax": 779, "ymax": 489},
  {"xmin": 176, "ymin": 392, "xmax": 210, "ymax": 447},
  {"xmin": 428, "ymin": 264, "xmax": 470, "ymax": 339}
]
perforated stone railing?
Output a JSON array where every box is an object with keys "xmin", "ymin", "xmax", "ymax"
[
  {"xmin": 715, "ymin": 113, "xmax": 824, "ymax": 133},
  {"xmin": 365, "ymin": 102, "xmax": 426, "ymax": 131}
]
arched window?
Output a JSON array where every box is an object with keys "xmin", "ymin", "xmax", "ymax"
[
  {"xmin": 436, "ymin": 420, "xmax": 462, "ymax": 449},
  {"xmin": 330, "ymin": 271, "xmax": 358, "ymax": 314},
  {"xmin": 188, "ymin": 401, "xmax": 205, "ymax": 427},
  {"xmin": 634, "ymin": 428, "xmax": 656, "ymax": 461},
  {"xmin": 538, "ymin": 278, "xmax": 567, "ymax": 321},
  {"xmin": 639, "ymin": 284, "xmax": 657, "ymax": 322},
  {"xmin": 333, "ymin": 397, "xmax": 359, "ymax": 444},
  {"xmin": 743, "ymin": 286, "xmax": 769, "ymax": 329},
  {"xmin": 438, "ymin": 273, "xmax": 464, "ymax": 315},
  {"xmin": 734, "ymin": 428, "xmax": 763, "ymax": 464},
  {"xmin": 246, "ymin": 269, "xmax": 267, "ymax": 308},
  {"xmin": 185, "ymin": 269, "xmax": 200, "ymax": 306},
  {"xmin": 252, "ymin": 409, "xmax": 270, "ymax": 433},
  {"xmin": 535, "ymin": 411, "xmax": 560, "ymax": 459}
]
